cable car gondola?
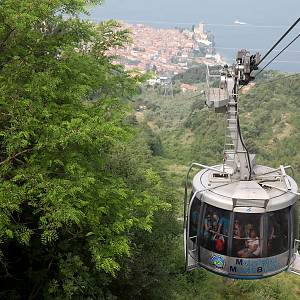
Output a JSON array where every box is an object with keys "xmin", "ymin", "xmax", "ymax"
[{"xmin": 184, "ymin": 49, "xmax": 300, "ymax": 279}]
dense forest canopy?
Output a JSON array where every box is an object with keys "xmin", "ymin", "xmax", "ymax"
[{"xmin": 0, "ymin": 0, "xmax": 300, "ymax": 299}]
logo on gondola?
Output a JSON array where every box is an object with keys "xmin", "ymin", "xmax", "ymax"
[{"xmin": 210, "ymin": 255, "xmax": 225, "ymax": 269}]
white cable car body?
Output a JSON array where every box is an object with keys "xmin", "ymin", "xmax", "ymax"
[{"xmin": 184, "ymin": 50, "xmax": 300, "ymax": 279}]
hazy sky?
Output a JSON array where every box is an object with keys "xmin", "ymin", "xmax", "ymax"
[
  {"xmin": 91, "ymin": 0, "xmax": 299, "ymax": 25},
  {"xmin": 89, "ymin": 1, "xmax": 300, "ymax": 71}
]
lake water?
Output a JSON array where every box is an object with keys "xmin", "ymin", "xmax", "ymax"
[{"xmin": 89, "ymin": 0, "xmax": 300, "ymax": 72}]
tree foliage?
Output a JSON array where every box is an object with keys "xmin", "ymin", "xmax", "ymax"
[{"xmin": 0, "ymin": 1, "xmax": 167, "ymax": 298}]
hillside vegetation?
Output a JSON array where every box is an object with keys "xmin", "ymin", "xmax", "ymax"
[{"xmin": 134, "ymin": 72, "xmax": 300, "ymax": 299}]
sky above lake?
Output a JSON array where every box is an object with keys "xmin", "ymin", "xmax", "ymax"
[
  {"xmin": 91, "ymin": 0, "xmax": 299, "ymax": 25},
  {"xmin": 89, "ymin": 0, "xmax": 300, "ymax": 71}
]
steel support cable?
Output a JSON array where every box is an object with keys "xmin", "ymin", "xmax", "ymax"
[
  {"xmin": 236, "ymin": 108, "xmax": 252, "ymax": 180},
  {"xmin": 253, "ymin": 73, "xmax": 300, "ymax": 87},
  {"xmin": 233, "ymin": 78, "xmax": 252, "ymax": 180},
  {"xmin": 184, "ymin": 73, "xmax": 300, "ymax": 107},
  {"xmin": 255, "ymin": 33, "xmax": 300, "ymax": 77},
  {"xmin": 187, "ymin": 73, "xmax": 299, "ymax": 98},
  {"xmin": 257, "ymin": 17, "xmax": 300, "ymax": 67},
  {"xmin": 239, "ymin": 73, "xmax": 300, "ymax": 92}
]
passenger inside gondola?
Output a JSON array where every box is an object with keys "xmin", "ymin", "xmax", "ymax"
[
  {"xmin": 210, "ymin": 212, "xmax": 224, "ymax": 253},
  {"xmin": 267, "ymin": 209, "xmax": 289, "ymax": 256},
  {"xmin": 218, "ymin": 214, "xmax": 230, "ymax": 237},
  {"xmin": 203, "ymin": 208, "xmax": 213, "ymax": 248},
  {"xmin": 268, "ymin": 215, "xmax": 278, "ymax": 254},
  {"xmin": 237, "ymin": 229, "xmax": 261, "ymax": 258},
  {"xmin": 245, "ymin": 223, "xmax": 254, "ymax": 237},
  {"xmin": 201, "ymin": 205, "xmax": 230, "ymax": 254},
  {"xmin": 233, "ymin": 220, "xmax": 242, "ymax": 238},
  {"xmin": 207, "ymin": 211, "xmax": 220, "ymax": 251},
  {"xmin": 232, "ymin": 220, "xmax": 243, "ymax": 254},
  {"xmin": 189, "ymin": 198, "xmax": 201, "ymax": 239},
  {"xmin": 232, "ymin": 213, "xmax": 261, "ymax": 258},
  {"xmin": 208, "ymin": 209, "xmax": 224, "ymax": 252}
]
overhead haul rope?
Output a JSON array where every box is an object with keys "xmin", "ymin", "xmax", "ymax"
[
  {"xmin": 251, "ymin": 73, "xmax": 300, "ymax": 87},
  {"xmin": 255, "ymin": 33, "xmax": 300, "ymax": 77},
  {"xmin": 256, "ymin": 17, "xmax": 300, "ymax": 68},
  {"xmin": 186, "ymin": 73, "xmax": 300, "ymax": 102}
]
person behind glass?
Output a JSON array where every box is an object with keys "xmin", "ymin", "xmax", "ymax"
[
  {"xmin": 233, "ymin": 219, "xmax": 243, "ymax": 255},
  {"xmin": 203, "ymin": 211, "xmax": 213, "ymax": 249},
  {"xmin": 233, "ymin": 220, "xmax": 242, "ymax": 238},
  {"xmin": 268, "ymin": 222, "xmax": 275, "ymax": 253},
  {"xmin": 245, "ymin": 223, "xmax": 254, "ymax": 238},
  {"xmin": 212, "ymin": 212, "xmax": 219, "ymax": 233},
  {"xmin": 191, "ymin": 203, "xmax": 200, "ymax": 237},
  {"xmin": 268, "ymin": 215, "xmax": 281, "ymax": 254},
  {"xmin": 217, "ymin": 214, "xmax": 229, "ymax": 237},
  {"xmin": 237, "ymin": 229, "xmax": 261, "ymax": 258},
  {"xmin": 210, "ymin": 212, "xmax": 219, "ymax": 251}
]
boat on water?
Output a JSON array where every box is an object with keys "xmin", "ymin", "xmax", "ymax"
[{"xmin": 234, "ymin": 20, "xmax": 247, "ymax": 25}]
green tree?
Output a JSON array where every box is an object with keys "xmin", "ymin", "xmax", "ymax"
[{"xmin": 0, "ymin": 1, "xmax": 165, "ymax": 298}]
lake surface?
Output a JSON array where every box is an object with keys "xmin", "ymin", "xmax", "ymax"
[{"xmin": 89, "ymin": 0, "xmax": 300, "ymax": 72}]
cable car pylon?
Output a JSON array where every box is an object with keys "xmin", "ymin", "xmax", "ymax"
[{"xmin": 184, "ymin": 49, "xmax": 300, "ymax": 279}]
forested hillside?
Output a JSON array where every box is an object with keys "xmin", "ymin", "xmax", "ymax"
[
  {"xmin": 138, "ymin": 72, "xmax": 300, "ymax": 180},
  {"xmin": 134, "ymin": 72, "xmax": 300, "ymax": 299},
  {"xmin": 0, "ymin": 1, "xmax": 300, "ymax": 299}
]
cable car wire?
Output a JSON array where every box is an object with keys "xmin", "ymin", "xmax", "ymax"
[
  {"xmin": 239, "ymin": 73, "xmax": 300, "ymax": 91},
  {"xmin": 215, "ymin": 46, "xmax": 300, "ymax": 54},
  {"xmin": 255, "ymin": 33, "xmax": 300, "ymax": 77},
  {"xmin": 252, "ymin": 73, "xmax": 300, "ymax": 87},
  {"xmin": 184, "ymin": 73, "xmax": 300, "ymax": 101},
  {"xmin": 257, "ymin": 17, "xmax": 300, "ymax": 67}
]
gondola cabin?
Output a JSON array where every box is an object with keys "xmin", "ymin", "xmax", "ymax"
[
  {"xmin": 184, "ymin": 50, "xmax": 300, "ymax": 279},
  {"xmin": 185, "ymin": 164, "xmax": 299, "ymax": 279}
]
